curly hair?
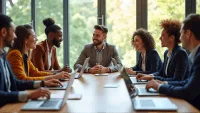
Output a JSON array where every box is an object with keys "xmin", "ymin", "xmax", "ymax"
[
  {"xmin": 160, "ymin": 19, "xmax": 181, "ymax": 44},
  {"xmin": 132, "ymin": 28, "xmax": 155, "ymax": 51}
]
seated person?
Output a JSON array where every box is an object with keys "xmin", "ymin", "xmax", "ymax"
[
  {"xmin": 31, "ymin": 18, "xmax": 71, "ymax": 73},
  {"xmin": 146, "ymin": 14, "xmax": 200, "ymax": 110},
  {"xmin": 136, "ymin": 19, "xmax": 189, "ymax": 81},
  {"xmin": 74, "ymin": 25, "xmax": 122, "ymax": 74},
  {"xmin": 126, "ymin": 28, "xmax": 162, "ymax": 75},
  {"xmin": 0, "ymin": 14, "xmax": 63, "ymax": 107},
  {"xmin": 7, "ymin": 24, "xmax": 70, "ymax": 81}
]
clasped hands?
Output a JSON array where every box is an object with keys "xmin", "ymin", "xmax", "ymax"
[{"xmin": 88, "ymin": 64, "xmax": 110, "ymax": 74}]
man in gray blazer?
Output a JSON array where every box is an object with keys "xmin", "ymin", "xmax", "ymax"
[{"xmin": 74, "ymin": 25, "xmax": 122, "ymax": 74}]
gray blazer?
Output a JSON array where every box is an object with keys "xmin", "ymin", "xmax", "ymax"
[{"xmin": 74, "ymin": 43, "xmax": 122, "ymax": 72}]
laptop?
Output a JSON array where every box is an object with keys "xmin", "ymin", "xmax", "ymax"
[
  {"xmin": 130, "ymin": 77, "xmax": 148, "ymax": 85},
  {"xmin": 75, "ymin": 57, "xmax": 90, "ymax": 79},
  {"xmin": 21, "ymin": 69, "xmax": 77, "ymax": 111},
  {"xmin": 45, "ymin": 69, "xmax": 78, "ymax": 90},
  {"xmin": 111, "ymin": 57, "xmax": 121, "ymax": 72},
  {"xmin": 120, "ymin": 66, "xmax": 163, "ymax": 96},
  {"xmin": 120, "ymin": 66, "xmax": 177, "ymax": 111},
  {"xmin": 133, "ymin": 97, "xmax": 178, "ymax": 111}
]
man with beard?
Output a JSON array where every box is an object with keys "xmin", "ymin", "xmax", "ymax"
[
  {"xmin": 0, "ymin": 14, "xmax": 63, "ymax": 107},
  {"xmin": 145, "ymin": 14, "xmax": 200, "ymax": 110},
  {"xmin": 74, "ymin": 25, "xmax": 122, "ymax": 74},
  {"xmin": 31, "ymin": 18, "xmax": 72, "ymax": 73}
]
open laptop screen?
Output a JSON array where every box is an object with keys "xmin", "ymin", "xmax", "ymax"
[{"xmin": 120, "ymin": 67, "xmax": 136, "ymax": 97}]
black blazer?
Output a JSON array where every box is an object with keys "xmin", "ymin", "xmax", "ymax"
[
  {"xmin": 131, "ymin": 49, "xmax": 162, "ymax": 74},
  {"xmin": 153, "ymin": 44, "xmax": 189, "ymax": 81},
  {"xmin": 0, "ymin": 59, "xmax": 34, "ymax": 107},
  {"xmin": 159, "ymin": 47, "xmax": 200, "ymax": 110}
]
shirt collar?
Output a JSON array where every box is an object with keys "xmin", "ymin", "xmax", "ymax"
[
  {"xmin": 0, "ymin": 49, "xmax": 6, "ymax": 57},
  {"xmin": 94, "ymin": 42, "xmax": 106, "ymax": 51},
  {"xmin": 167, "ymin": 51, "xmax": 172, "ymax": 58},
  {"xmin": 141, "ymin": 52, "xmax": 146, "ymax": 58},
  {"xmin": 189, "ymin": 44, "xmax": 200, "ymax": 63}
]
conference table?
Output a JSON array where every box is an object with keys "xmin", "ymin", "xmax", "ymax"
[{"xmin": 0, "ymin": 72, "xmax": 199, "ymax": 113}]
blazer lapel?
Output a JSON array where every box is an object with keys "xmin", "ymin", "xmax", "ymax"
[
  {"xmin": 101, "ymin": 47, "xmax": 107, "ymax": 66},
  {"xmin": 91, "ymin": 46, "xmax": 97, "ymax": 65},
  {"xmin": 145, "ymin": 51, "xmax": 149, "ymax": 70},
  {"xmin": 0, "ymin": 59, "xmax": 5, "ymax": 88}
]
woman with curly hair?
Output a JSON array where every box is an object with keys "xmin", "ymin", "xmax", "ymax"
[
  {"xmin": 136, "ymin": 19, "xmax": 190, "ymax": 81},
  {"xmin": 126, "ymin": 28, "xmax": 162, "ymax": 75}
]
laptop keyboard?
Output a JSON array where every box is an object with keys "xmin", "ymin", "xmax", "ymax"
[
  {"xmin": 40, "ymin": 100, "xmax": 60, "ymax": 107},
  {"xmin": 140, "ymin": 99, "xmax": 155, "ymax": 107}
]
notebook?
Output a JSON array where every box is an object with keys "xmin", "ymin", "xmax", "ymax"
[
  {"xmin": 21, "ymin": 69, "xmax": 77, "ymax": 111},
  {"xmin": 75, "ymin": 57, "xmax": 90, "ymax": 79},
  {"xmin": 120, "ymin": 66, "xmax": 177, "ymax": 111}
]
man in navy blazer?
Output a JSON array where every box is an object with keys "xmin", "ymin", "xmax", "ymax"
[
  {"xmin": 146, "ymin": 14, "xmax": 200, "ymax": 110},
  {"xmin": 0, "ymin": 14, "xmax": 63, "ymax": 107}
]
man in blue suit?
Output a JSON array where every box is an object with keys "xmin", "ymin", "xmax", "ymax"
[
  {"xmin": 145, "ymin": 14, "xmax": 200, "ymax": 110},
  {"xmin": 0, "ymin": 14, "xmax": 63, "ymax": 107}
]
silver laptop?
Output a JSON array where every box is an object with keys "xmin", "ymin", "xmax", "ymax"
[
  {"xmin": 75, "ymin": 57, "xmax": 90, "ymax": 79},
  {"xmin": 111, "ymin": 57, "xmax": 121, "ymax": 72},
  {"xmin": 44, "ymin": 69, "xmax": 78, "ymax": 90},
  {"xmin": 133, "ymin": 97, "xmax": 177, "ymax": 111},
  {"xmin": 120, "ymin": 67, "xmax": 163, "ymax": 96},
  {"xmin": 21, "ymin": 69, "xmax": 77, "ymax": 111},
  {"xmin": 120, "ymin": 66, "xmax": 177, "ymax": 111},
  {"xmin": 130, "ymin": 77, "xmax": 147, "ymax": 84}
]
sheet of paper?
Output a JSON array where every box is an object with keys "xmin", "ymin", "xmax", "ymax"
[
  {"xmin": 104, "ymin": 84, "xmax": 119, "ymax": 88},
  {"xmin": 68, "ymin": 94, "xmax": 82, "ymax": 100},
  {"xmin": 95, "ymin": 73, "xmax": 109, "ymax": 76}
]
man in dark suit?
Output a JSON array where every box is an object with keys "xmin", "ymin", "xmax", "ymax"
[
  {"xmin": 0, "ymin": 14, "xmax": 63, "ymax": 107},
  {"xmin": 145, "ymin": 14, "xmax": 200, "ymax": 110},
  {"xmin": 74, "ymin": 25, "xmax": 122, "ymax": 74}
]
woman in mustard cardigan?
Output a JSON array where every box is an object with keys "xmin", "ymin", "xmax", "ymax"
[{"xmin": 7, "ymin": 24, "xmax": 70, "ymax": 81}]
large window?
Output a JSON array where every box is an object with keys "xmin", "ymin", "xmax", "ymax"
[
  {"xmin": 69, "ymin": 0, "xmax": 97, "ymax": 68},
  {"xmin": 35, "ymin": 0, "xmax": 64, "ymax": 66},
  {"xmin": 107, "ymin": 0, "xmax": 136, "ymax": 67},
  {"xmin": 148, "ymin": 0, "xmax": 185, "ymax": 60},
  {"xmin": 197, "ymin": 0, "xmax": 200, "ymax": 13},
  {"xmin": 6, "ymin": 0, "xmax": 31, "ymax": 26},
  {"xmin": 5, "ymin": 0, "xmax": 193, "ymax": 69}
]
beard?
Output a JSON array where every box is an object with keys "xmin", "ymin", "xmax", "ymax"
[
  {"xmin": 53, "ymin": 39, "xmax": 61, "ymax": 47},
  {"xmin": 93, "ymin": 39, "xmax": 103, "ymax": 46},
  {"xmin": 4, "ymin": 34, "xmax": 14, "ymax": 48}
]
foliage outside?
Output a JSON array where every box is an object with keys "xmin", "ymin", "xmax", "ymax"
[{"xmin": 6, "ymin": 0, "xmax": 185, "ymax": 69}]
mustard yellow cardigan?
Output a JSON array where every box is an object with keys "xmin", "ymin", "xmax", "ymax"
[{"xmin": 7, "ymin": 49, "xmax": 51, "ymax": 80}]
